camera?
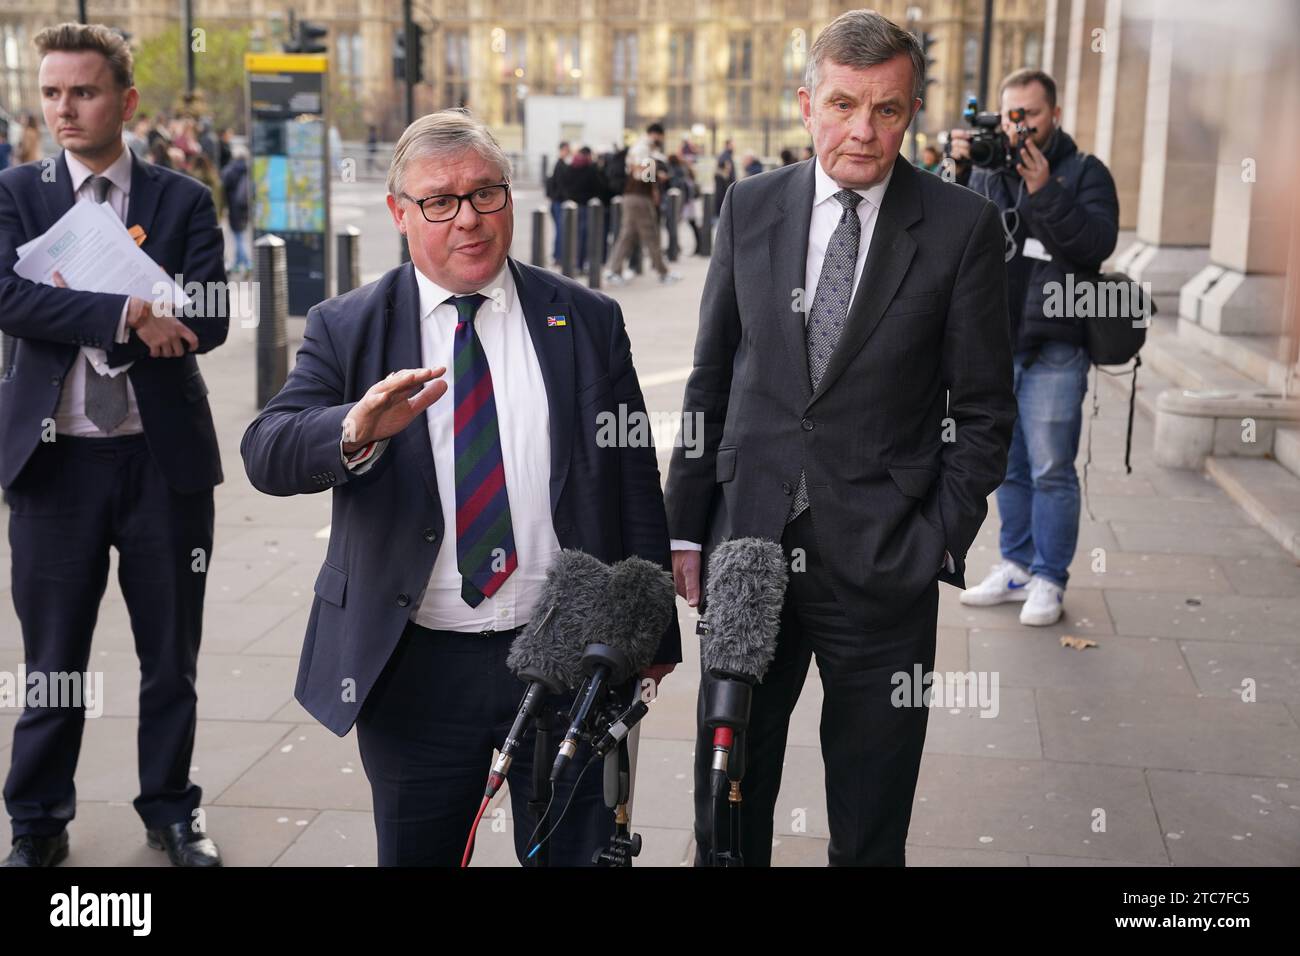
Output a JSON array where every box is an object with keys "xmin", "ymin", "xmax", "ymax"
[{"xmin": 954, "ymin": 97, "xmax": 1037, "ymax": 170}]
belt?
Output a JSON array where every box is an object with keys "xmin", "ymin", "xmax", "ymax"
[{"xmin": 408, "ymin": 621, "xmax": 527, "ymax": 640}]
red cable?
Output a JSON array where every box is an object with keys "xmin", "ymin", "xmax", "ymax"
[{"xmin": 461, "ymin": 795, "xmax": 491, "ymax": 868}]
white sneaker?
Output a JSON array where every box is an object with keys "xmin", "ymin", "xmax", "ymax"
[
  {"xmin": 659, "ymin": 270, "xmax": 682, "ymax": 284},
  {"xmin": 604, "ymin": 271, "xmax": 625, "ymax": 286},
  {"xmin": 1019, "ymin": 576, "xmax": 1065, "ymax": 626},
  {"xmin": 960, "ymin": 560, "xmax": 1031, "ymax": 606}
]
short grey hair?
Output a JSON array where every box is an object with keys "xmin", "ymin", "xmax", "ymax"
[
  {"xmin": 386, "ymin": 108, "xmax": 513, "ymax": 198},
  {"xmin": 805, "ymin": 9, "xmax": 926, "ymax": 103}
]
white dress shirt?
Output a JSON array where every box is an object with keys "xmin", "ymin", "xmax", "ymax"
[
  {"xmin": 351, "ymin": 261, "xmax": 562, "ymax": 632},
  {"xmin": 54, "ymin": 146, "xmax": 141, "ymax": 437},
  {"xmin": 802, "ymin": 156, "xmax": 892, "ymax": 323}
]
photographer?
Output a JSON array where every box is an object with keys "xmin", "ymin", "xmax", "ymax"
[{"xmin": 949, "ymin": 69, "xmax": 1118, "ymax": 627}]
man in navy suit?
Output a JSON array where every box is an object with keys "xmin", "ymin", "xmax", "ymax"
[
  {"xmin": 0, "ymin": 24, "xmax": 228, "ymax": 867},
  {"xmin": 241, "ymin": 109, "xmax": 679, "ymax": 867}
]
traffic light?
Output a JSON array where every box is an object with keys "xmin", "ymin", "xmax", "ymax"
[
  {"xmin": 393, "ymin": 24, "xmax": 425, "ymax": 84},
  {"xmin": 285, "ymin": 18, "xmax": 328, "ymax": 54},
  {"xmin": 921, "ymin": 31, "xmax": 939, "ymax": 90},
  {"xmin": 393, "ymin": 30, "xmax": 406, "ymax": 81}
]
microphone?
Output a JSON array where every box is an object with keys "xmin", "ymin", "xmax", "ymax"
[
  {"xmin": 699, "ymin": 538, "xmax": 787, "ymax": 795},
  {"xmin": 551, "ymin": 556, "xmax": 674, "ymax": 780},
  {"xmin": 590, "ymin": 699, "xmax": 650, "ymax": 761},
  {"xmin": 487, "ymin": 550, "xmax": 613, "ymax": 798}
]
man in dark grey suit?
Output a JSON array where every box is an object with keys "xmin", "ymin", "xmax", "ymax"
[{"xmin": 665, "ymin": 10, "xmax": 1016, "ymax": 866}]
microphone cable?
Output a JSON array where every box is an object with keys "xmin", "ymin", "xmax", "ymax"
[
  {"xmin": 525, "ymin": 759, "xmax": 593, "ymax": 861},
  {"xmin": 460, "ymin": 794, "xmax": 492, "ymax": 868}
]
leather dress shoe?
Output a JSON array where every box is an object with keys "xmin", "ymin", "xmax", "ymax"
[
  {"xmin": 2, "ymin": 831, "xmax": 69, "ymax": 867},
  {"xmin": 146, "ymin": 822, "xmax": 223, "ymax": 867}
]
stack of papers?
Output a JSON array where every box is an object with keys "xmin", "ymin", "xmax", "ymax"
[{"xmin": 14, "ymin": 200, "xmax": 191, "ymax": 374}]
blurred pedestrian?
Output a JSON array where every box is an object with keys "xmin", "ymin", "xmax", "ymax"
[
  {"xmin": 220, "ymin": 144, "xmax": 252, "ymax": 276},
  {"xmin": 605, "ymin": 123, "xmax": 680, "ymax": 285},
  {"xmin": 714, "ymin": 137, "xmax": 735, "ymax": 213},
  {"xmin": 561, "ymin": 145, "xmax": 602, "ymax": 268},
  {"xmin": 545, "ymin": 140, "xmax": 571, "ymax": 266},
  {"xmin": 918, "ymin": 144, "xmax": 941, "ymax": 173},
  {"xmin": 16, "ymin": 114, "xmax": 40, "ymax": 163}
]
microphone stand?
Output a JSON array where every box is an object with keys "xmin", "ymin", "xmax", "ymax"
[
  {"xmin": 526, "ymin": 704, "xmax": 563, "ymax": 868},
  {"xmin": 592, "ymin": 685, "xmax": 644, "ymax": 867}
]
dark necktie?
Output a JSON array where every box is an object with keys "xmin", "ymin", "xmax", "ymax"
[
  {"xmin": 788, "ymin": 188, "xmax": 863, "ymax": 524},
  {"xmin": 82, "ymin": 175, "xmax": 129, "ymax": 433},
  {"xmin": 450, "ymin": 293, "xmax": 518, "ymax": 607}
]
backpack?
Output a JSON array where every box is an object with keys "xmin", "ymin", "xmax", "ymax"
[{"xmin": 1063, "ymin": 153, "xmax": 1152, "ymax": 476}]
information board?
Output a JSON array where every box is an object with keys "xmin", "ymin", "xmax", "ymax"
[{"xmin": 245, "ymin": 53, "xmax": 331, "ymax": 315}]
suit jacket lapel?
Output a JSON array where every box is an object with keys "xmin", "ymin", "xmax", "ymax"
[
  {"xmin": 38, "ymin": 153, "xmax": 75, "ymax": 230},
  {"xmin": 769, "ymin": 159, "xmax": 817, "ymax": 403},
  {"xmin": 510, "ymin": 259, "xmax": 574, "ymax": 516},
  {"xmin": 810, "ymin": 157, "xmax": 922, "ymax": 404},
  {"xmin": 384, "ymin": 263, "xmax": 441, "ymax": 503},
  {"xmin": 125, "ymin": 151, "xmax": 163, "ymax": 244}
]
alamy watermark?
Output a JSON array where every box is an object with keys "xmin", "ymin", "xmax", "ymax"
[
  {"xmin": 1042, "ymin": 274, "xmax": 1152, "ymax": 328},
  {"xmin": 595, "ymin": 405, "xmax": 704, "ymax": 458},
  {"xmin": 0, "ymin": 669, "xmax": 104, "ymax": 718},
  {"xmin": 891, "ymin": 665, "xmax": 1000, "ymax": 718}
]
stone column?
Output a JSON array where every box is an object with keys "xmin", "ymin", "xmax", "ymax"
[
  {"xmin": 1062, "ymin": 0, "xmax": 1106, "ymax": 152},
  {"xmin": 1178, "ymin": 10, "xmax": 1292, "ymax": 341},
  {"xmin": 1112, "ymin": 0, "xmax": 1224, "ymax": 318},
  {"xmin": 1092, "ymin": 0, "xmax": 1152, "ymax": 231},
  {"xmin": 1042, "ymin": 0, "xmax": 1072, "ymax": 78}
]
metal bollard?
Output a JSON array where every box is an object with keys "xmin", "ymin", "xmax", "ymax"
[
  {"xmin": 254, "ymin": 234, "xmax": 288, "ymax": 409},
  {"xmin": 666, "ymin": 187, "xmax": 682, "ymax": 262},
  {"xmin": 697, "ymin": 191, "xmax": 714, "ymax": 257},
  {"xmin": 0, "ymin": 332, "xmax": 14, "ymax": 381},
  {"xmin": 586, "ymin": 198, "xmax": 605, "ymax": 288},
  {"xmin": 336, "ymin": 225, "xmax": 361, "ymax": 295},
  {"xmin": 399, "ymin": 234, "xmax": 410, "ymax": 264},
  {"xmin": 561, "ymin": 200, "xmax": 579, "ymax": 278},
  {"xmin": 532, "ymin": 206, "xmax": 547, "ymax": 267},
  {"xmin": 608, "ymin": 195, "xmax": 623, "ymax": 249}
]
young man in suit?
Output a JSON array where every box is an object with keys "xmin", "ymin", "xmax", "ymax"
[
  {"xmin": 241, "ymin": 109, "xmax": 678, "ymax": 866},
  {"xmin": 0, "ymin": 23, "xmax": 229, "ymax": 867},
  {"xmin": 666, "ymin": 10, "xmax": 1016, "ymax": 866}
]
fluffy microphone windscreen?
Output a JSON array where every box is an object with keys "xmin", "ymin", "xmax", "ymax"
[
  {"xmin": 604, "ymin": 556, "xmax": 676, "ymax": 674},
  {"xmin": 700, "ymin": 537, "xmax": 787, "ymax": 682},
  {"xmin": 507, "ymin": 549, "xmax": 612, "ymax": 691}
]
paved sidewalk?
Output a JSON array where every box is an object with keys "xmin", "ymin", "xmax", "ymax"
[{"xmin": 1, "ymin": 208, "xmax": 1297, "ymax": 866}]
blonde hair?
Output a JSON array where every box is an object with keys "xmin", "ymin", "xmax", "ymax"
[
  {"xmin": 387, "ymin": 108, "xmax": 512, "ymax": 197},
  {"xmin": 34, "ymin": 22, "xmax": 134, "ymax": 89}
]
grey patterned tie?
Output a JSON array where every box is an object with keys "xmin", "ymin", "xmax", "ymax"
[
  {"xmin": 82, "ymin": 175, "xmax": 129, "ymax": 433},
  {"xmin": 788, "ymin": 188, "xmax": 863, "ymax": 524}
]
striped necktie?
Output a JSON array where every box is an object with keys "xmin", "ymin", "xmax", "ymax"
[{"xmin": 450, "ymin": 293, "xmax": 518, "ymax": 607}]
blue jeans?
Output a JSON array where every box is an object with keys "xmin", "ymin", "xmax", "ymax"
[
  {"xmin": 550, "ymin": 199, "xmax": 564, "ymax": 261},
  {"xmin": 231, "ymin": 229, "xmax": 251, "ymax": 271},
  {"xmin": 996, "ymin": 340, "xmax": 1090, "ymax": 588}
]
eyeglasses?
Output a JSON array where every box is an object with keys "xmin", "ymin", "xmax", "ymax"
[{"xmin": 401, "ymin": 183, "xmax": 511, "ymax": 223}]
